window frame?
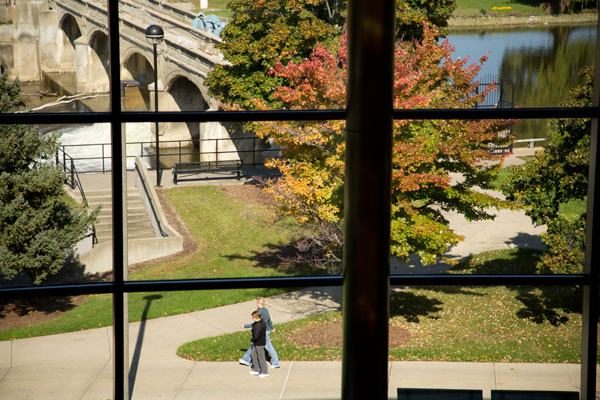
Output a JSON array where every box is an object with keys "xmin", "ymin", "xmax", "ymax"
[{"xmin": 0, "ymin": 0, "xmax": 598, "ymax": 399}]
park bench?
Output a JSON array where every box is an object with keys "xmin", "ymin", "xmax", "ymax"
[{"xmin": 172, "ymin": 160, "xmax": 243, "ymax": 184}]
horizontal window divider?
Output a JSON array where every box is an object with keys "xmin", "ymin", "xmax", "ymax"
[
  {"xmin": 122, "ymin": 275, "xmax": 345, "ymax": 292},
  {"xmin": 0, "ymin": 282, "xmax": 116, "ymax": 299},
  {"xmin": 1, "ymin": 107, "xmax": 598, "ymax": 125},
  {"xmin": 1, "ymin": 274, "xmax": 593, "ymax": 300},
  {"xmin": 0, "ymin": 275, "xmax": 343, "ymax": 299}
]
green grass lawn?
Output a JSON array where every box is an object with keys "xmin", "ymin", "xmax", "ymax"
[
  {"xmin": 178, "ymin": 248, "xmax": 585, "ymax": 363},
  {"xmin": 0, "ymin": 186, "xmax": 316, "ymax": 341},
  {"xmin": 174, "ymin": 0, "xmax": 557, "ymax": 20},
  {"xmin": 454, "ymin": 0, "xmax": 547, "ymax": 17}
]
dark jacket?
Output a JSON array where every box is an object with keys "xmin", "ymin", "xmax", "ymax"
[
  {"xmin": 243, "ymin": 306, "xmax": 274, "ymax": 332},
  {"xmin": 251, "ymin": 319, "xmax": 266, "ymax": 346}
]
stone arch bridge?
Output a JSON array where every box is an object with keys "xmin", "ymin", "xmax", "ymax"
[{"xmin": 1, "ymin": 0, "xmax": 242, "ymax": 152}]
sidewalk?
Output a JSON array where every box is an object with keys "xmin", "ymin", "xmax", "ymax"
[
  {"xmin": 1, "ymin": 147, "xmax": 585, "ymax": 400},
  {"xmin": 0, "ymin": 290, "xmax": 588, "ymax": 400}
]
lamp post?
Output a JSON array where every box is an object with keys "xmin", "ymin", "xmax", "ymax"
[{"xmin": 145, "ymin": 24, "xmax": 164, "ymax": 187}]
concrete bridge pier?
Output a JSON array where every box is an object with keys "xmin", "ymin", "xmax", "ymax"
[
  {"xmin": 38, "ymin": 7, "xmax": 59, "ymax": 71},
  {"xmin": 74, "ymin": 37, "xmax": 88, "ymax": 91},
  {"xmin": 4, "ymin": 0, "xmax": 44, "ymax": 81}
]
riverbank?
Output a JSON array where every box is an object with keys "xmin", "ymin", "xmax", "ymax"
[{"xmin": 448, "ymin": 12, "xmax": 597, "ymax": 30}]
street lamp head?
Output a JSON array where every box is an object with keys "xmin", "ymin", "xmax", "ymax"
[{"xmin": 145, "ymin": 24, "xmax": 164, "ymax": 44}]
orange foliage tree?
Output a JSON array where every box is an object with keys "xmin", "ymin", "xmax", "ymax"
[{"xmin": 252, "ymin": 25, "xmax": 515, "ymax": 271}]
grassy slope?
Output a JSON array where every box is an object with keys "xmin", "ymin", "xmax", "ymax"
[{"xmin": 0, "ymin": 186, "xmax": 315, "ymax": 340}]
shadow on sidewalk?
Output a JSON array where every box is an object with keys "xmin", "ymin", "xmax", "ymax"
[{"xmin": 129, "ymin": 294, "xmax": 162, "ymax": 398}]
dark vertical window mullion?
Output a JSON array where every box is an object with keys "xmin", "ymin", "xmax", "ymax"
[
  {"xmin": 581, "ymin": 14, "xmax": 600, "ymax": 400},
  {"xmin": 343, "ymin": 0, "xmax": 395, "ymax": 398},
  {"xmin": 106, "ymin": 0, "xmax": 126, "ymax": 398}
]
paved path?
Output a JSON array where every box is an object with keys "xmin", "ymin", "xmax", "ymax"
[{"xmin": 1, "ymin": 149, "xmax": 592, "ymax": 399}]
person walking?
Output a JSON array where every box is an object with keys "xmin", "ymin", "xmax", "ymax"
[
  {"xmin": 248, "ymin": 310, "xmax": 269, "ymax": 378},
  {"xmin": 239, "ymin": 298, "xmax": 280, "ymax": 368}
]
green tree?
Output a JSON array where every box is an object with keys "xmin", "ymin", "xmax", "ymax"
[
  {"xmin": 501, "ymin": 67, "xmax": 593, "ymax": 274},
  {"xmin": 397, "ymin": 0, "xmax": 456, "ymax": 39},
  {"xmin": 0, "ymin": 73, "xmax": 97, "ymax": 284},
  {"xmin": 206, "ymin": 0, "xmax": 456, "ymax": 109}
]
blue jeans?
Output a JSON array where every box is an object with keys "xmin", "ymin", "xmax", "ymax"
[{"xmin": 243, "ymin": 330, "xmax": 279, "ymax": 366}]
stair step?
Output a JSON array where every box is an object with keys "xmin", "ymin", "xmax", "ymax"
[
  {"xmin": 86, "ymin": 189, "xmax": 158, "ymax": 243},
  {"xmin": 96, "ymin": 221, "xmax": 154, "ymax": 233}
]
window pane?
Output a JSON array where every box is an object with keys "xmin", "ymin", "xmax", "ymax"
[
  {"xmin": 57, "ymin": 123, "xmax": 115, "ymax": 282},
  {"xmin": 1, "ymin": 1, "xmax": 111, "ymax": 113},
  {"xmin": 443, "ymin": 24, "xmax": 596, "ymax": 109},
  {"xmin": 0, "ymin": 121, "xmax": 110, "ymax": 286},
  {"xmin": 0, "ymin": 295, "xmax": 113, "ymax": 399},
  {"xmin": 128, "ymin": 288, "xmax": 342, "ymax": 398},
  {"xmin": 389, "ymin": 285, "xmax": 582, "ymax": 395},
  {"xmin": 123, "ymin": 119, "xmax": 337, "ymax": 281}
]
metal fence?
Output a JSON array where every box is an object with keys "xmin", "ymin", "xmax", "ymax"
[
  {"xmin": 475, "ymin": 74, "xmax": 515, "ymax": 109},
  {"xmin": 58, "ymin": 136, "xmax": 282, "ymax": 174}
]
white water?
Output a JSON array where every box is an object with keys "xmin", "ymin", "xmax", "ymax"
[{"xmin": 56, "ymin": 122, "xmax": 154, "ymax": 172}]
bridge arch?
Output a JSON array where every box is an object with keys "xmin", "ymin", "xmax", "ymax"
[
  {"xmin": 161, "ymin": 74, "xmax": 210, "ymax": 144},
  {"xmin": 86, "ymin": 30, "xmax": 110, "ymax": 92},
  {"xmin": 122, "ymin": 51, "xmax": 154, "ymax": 110},
  {"xmin": 57, "ymin": 13, "xmax": 81, "ymax": 72}
]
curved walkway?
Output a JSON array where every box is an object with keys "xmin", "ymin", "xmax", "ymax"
[{"xmin": 1, "ymin": 149, "xmax": 588, "ymax": 400}]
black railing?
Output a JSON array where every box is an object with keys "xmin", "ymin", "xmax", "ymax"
[
  {"xmin": 476, "ymin": 74, "xmax": 515, "ymax": 109},
  {"xmin": 58, "ymin": 136, "xmax": 281, "ymax": 174},
  {"xmin": 56, "ymin": 148, "xmax": 98, "ymax": 246},
  {"xmin": 57, "ymin": 148, "xmax": 88, "ymax": 204},
  {"xmin": 476, "ymin": 75, "xmax": 516, "ymax": 154}
]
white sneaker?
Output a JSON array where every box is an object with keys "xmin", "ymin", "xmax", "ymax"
[
  {"xmin": 249, "ymin": 371, "xmax": 260, "ymax": 376},
  {"xmin": 258, "ymin": 374, "xmax": 269, "ymax": 378},
  {"xmin": 239, "ymin": 359, "xmax": 251, "ymax": 366}
]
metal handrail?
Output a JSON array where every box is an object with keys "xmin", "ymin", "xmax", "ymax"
[
  {"xmin": 134, "ymin": 162, "xmax": 168, "ymax": 237},
  {"xmin": 56, "ymin": 148, "xmax": 98, "ymax": 246}
]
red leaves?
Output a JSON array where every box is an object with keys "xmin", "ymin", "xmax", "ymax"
[{"xmin": 256, "ymin": 22, "xmax": 515, "ymax": 265}]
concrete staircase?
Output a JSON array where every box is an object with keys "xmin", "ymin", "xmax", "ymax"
[{"xmin": 86, "ymin": 189, "xmax": 157, "ymax": 243}]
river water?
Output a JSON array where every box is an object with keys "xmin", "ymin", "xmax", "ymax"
[{"xmin": 446, "ymin": 24, "xmax": 597, "ymax": 140}]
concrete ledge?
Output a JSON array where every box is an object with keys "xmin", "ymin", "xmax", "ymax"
[{"xmin": 79, "ymin": 236, "xmax": 184, "ymax": 274}]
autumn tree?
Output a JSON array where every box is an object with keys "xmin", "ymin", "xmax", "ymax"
[
  {"xmin": 252, "ymin": 25, "xmax": 514, "ymax": 271},
  {"xmin": 502, "ymin": 67, "xmax": 593, "ymax": 274},
  {"xmin": 206, "ymin": 0, "xmax": 456, "ymax": 109},
  {"xmin": 0, "ymin": 72, "xmax": 97, "ymax": 284}
]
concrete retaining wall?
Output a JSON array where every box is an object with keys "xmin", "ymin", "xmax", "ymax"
[
  {"xmin": 77, "ymin": 158, "xmax": 183, "ymax": 275},
  {"xmin": 79, "ymin": 235, "xmax": 183, "ymax": 274}
]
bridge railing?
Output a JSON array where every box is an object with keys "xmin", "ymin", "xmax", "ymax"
[
  {"xmin": 58, "ymin": 136, "xmax": 282, "ymax": 174},
  {"xmin": 57, "ymin": 0, "xmax": 224, "ymax": 74}
]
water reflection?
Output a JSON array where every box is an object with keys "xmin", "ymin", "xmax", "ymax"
[{"xmin": 447, "ymin": 25, "xmax": 596, "ymax": 140}]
